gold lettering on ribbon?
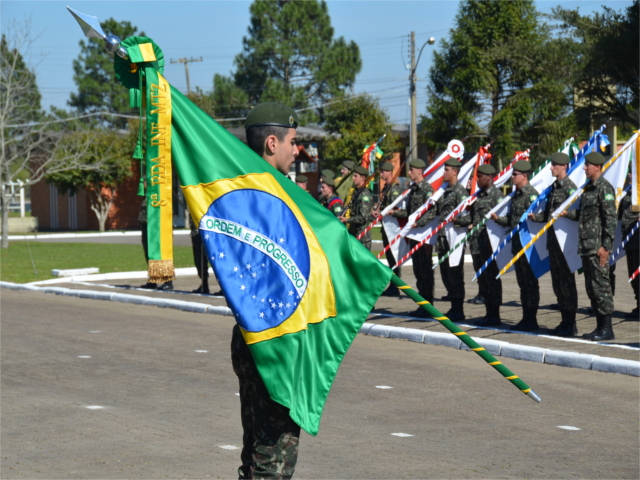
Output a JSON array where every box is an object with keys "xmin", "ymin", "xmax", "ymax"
[
  {"xmin": 150, "ymin": 122, "xmax": 166, "ymax": 147},
  {"xmin": 150, "ymin": 83, "xmax": 168, "ymax": 115},
  {"xmin": 150, "ymin": 155, "xmax": 166, "ymax": 186},
  {"xmin": 150, "ymin": 193, "xmax": 167, "ymax": 208}
]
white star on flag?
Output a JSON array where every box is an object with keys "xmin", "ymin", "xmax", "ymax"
[
  {"xmin": 261, "ymin": 298, "xmax": 265, "ymax": 303},
  {"xmin": 252, "ymin": 273, "xmax": 257, "ymax": 278},
  {"xmin": 279, "ymin": 237, "xmax": 285, "ymax": 243},
  {"xmin": 246, "ymin": 263, "xmax": 252, "ymax": 269},
  {"xmin": 259, "ymin": 312, "xmax": 265, "ymax": 318},
  {"xmin": 286, "ymin": 303, "xmax": 291, "ymax": 308},
  {"xmin": 219, "ymin": 252, "xmax": 225, "ymax": 259},
  {"xmin": 288, "ymin": 290, "xmax": 294, "ymax": 296},
  {"xmin": 204, "ymin": 233, "xmax": 210, "ymax": 239},
  {"xmin": 240, "ymin": 285, "xmax": 246, "ymax": 291},
  {"xmin": 233, "ymin": 266, "xmax": 239, "ymax": 272},
  {"xmin": 278, "ymin": 302, "xmax": 284, "ymax": 308}
]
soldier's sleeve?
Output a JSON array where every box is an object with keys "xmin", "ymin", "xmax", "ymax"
[
  {"xmin": 564, "ymin": 187, "xmax": 579, "ymax": 221},
  {"xmin": 600, "ymin": 185, "xmax": 617, "ymax": 251},
  {"xmin": 415, "ymin": 189, "xmax": 436, "ymax": 227},
  {"xmin": 494, "ymin": 214, "xmax": 509, "ymax": 227},
  {"xmin": 529, "ymin": 211, "xmax": 545, "ymax": 223}
]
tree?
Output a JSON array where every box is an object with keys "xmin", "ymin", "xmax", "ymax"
[
  {"xmin": 233, "ymin": 0, "xmax": 361, "ymax": 119},
  {"xmin": 46, "ymin": 128, "xmax": 136, "ymax": 232},
  {"xmin": 69, "ymin": 19, "xmax": 144, "ymax": 129},
  {"xmin": 321, "ymin": 94, "xmax": 402, "ymax": 171},
  {"xmin": 551, "ymin": 1, "xmax": 639, "ymax": 128},
  {"xmin": 422, "ymin": 0, "xmax": 576, "ymax": 166},
  {"xmin": 0, "ymin": 20, "xmax": 101, "ymax": 248}
]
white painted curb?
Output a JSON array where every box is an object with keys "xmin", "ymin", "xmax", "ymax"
[
  {"xmin": 2, "ymin": 281, "xmax": 637, "ymax": 377},
  {"xmin": 9, "ymin": 229, "xmax": 190, "ymax": 240}
]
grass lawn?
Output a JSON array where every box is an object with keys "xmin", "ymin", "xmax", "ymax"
[{"xmin": 0, "ymin": 242, "xmax": 195, "ymax": 284}]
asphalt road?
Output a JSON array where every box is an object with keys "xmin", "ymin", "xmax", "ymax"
[{"xmin": 2, "ymin": 289, "xmax": 639, "ymax": 479}]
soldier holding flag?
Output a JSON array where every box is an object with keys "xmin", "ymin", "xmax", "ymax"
[{"xmin": 529, "ymin": 152, "xmax": 579, "ymax": 336}]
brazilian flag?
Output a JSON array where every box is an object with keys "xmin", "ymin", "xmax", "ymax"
[{"xmin": 117, "ymin": 38, "xmax": 391, "ymax": 435}]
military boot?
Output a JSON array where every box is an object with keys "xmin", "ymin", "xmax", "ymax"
[
  {"xmin": 510, "ymin": 307, "xmax": 539, "ymax": 331},
  {"xmin": 582, "ymin": 315, "xmax": 603, "ymax": 340},
  {"xmin": 592, "ymin": 315, "xmax": 615, "ymax": 341},
  {"xmin": 446, "ymin": 300, "xmax": 466, "ymax": 322},
  {"xmin": 549, "ymin": 311, "xmax": 577, "ymax": 337},
  {"xmin": 381, "ymin": 284, "xmax": 401, "ymax": 297},
  {"xmin": 475, "ymin": 304, "xmax": 501, "ymax": 327}
]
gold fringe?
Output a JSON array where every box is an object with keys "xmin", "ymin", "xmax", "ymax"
[{"xmin": 148, "ymin": 259, "xmax": 175, "ymax": 283}]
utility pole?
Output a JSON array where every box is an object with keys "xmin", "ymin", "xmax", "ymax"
[
  {"xmin": 170, "ymin": 57, "xmax": 203, "ymax": 95},
  {"xmin": 410, "ymin": 32, "xmax": 417, "ymax": 162},
  {"xmin": 409, "ymin": 33, "xmax": 435, "ymax": 162}
]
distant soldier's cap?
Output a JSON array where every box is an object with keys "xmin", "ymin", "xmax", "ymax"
[
  {"xmin": 444, "ymin": 158, "xmax": 462, "ymax": 168},
  {"xmin": 477, "ymin": 164, "xmax": 496, "ymax": 175},
  {"xmin": 585, "ymin": 151, "xmax": 606, "ymax": 165},
  {"xmin": 550, "ymin": 152, "xmax": 570, "ymax": 165},
  {"xmin": 513, "ymin": 160, "xmax": 532, "ymax": 173},
  {"xmin": 321, "ymin": 169, "xmax": 335, "ymax": 179},
  {"xmin": 295, "ymin": 174, "xmax": 308, "ymax": 183},
  {"xmin": 322, "ymin": 177, "xmax": 336, "ymax": 187},
  {"xmin": 353, "ymin": 165, "xmax": 369, "ymax": 176},
  {"xmin": 245, "ymin": 102, "xmax": 298, "ymax": 130},
  {"xmin": 409, "ymin": 158, "xmax": 427, "ymax": 169},
  {"xmin": 342, "ymin": 160, "xmax": 355, "ymax": 170},
  {"xmin": 380, "ymin": 162, "xmax": 394, "ymax": 171}
]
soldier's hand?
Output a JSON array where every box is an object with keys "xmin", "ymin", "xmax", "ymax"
[
  {"xmin": 338, "ymin": 216, "xmax": 347, "ymax": 224},
  {"xmin": 468, "ymin": 224, "xmax": 474, "ymax": 230},
  {"xmin": 597, "ymin": 247, "xmax": 609, "ymax": 267},
  {"xmin": 490, "ymin": 213, "xmax": 498, "ymax": 221},
  {"xmin": 559, "ymin": 211, "xmax": 568, "ymax": 218},
  {"xmin": 527, "ymin": 213, "xmax": 534, "ymax": 220}
]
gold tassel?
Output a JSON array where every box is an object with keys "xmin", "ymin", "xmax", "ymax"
[{"xmin": 148, "ymin": 259, "xmax": 175, "ymax": 283}]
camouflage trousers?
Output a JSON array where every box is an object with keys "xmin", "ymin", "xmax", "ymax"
[
  {"xmin": 548, "ymin": 248, "xmax": 577, "ymax": 314},
  {"xmin": 513, "ymin": 239, "xmax": 539, "ymax": 310},
  {"xmin": 473, "ymin": 236, "xmax": 502, "ymax": 307},
  {"xmin": 409, "ymin": 240, "xmax": 434, "ymax": 303},
  {"xmin": 231, "ymin": 325, "xmax": 300, "ymax": 479},
  {"xmin": 582, "ymin": 255, "xmax": 614, "ymax": 316},
  {"xmin": 437, "ymin": 236, "xmax": 465, "ymax": 301}
]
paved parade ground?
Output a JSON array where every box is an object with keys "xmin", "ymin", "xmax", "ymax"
[{"xmin": 2, "ymin": 262, "xmax": 639, "ymax": 479}]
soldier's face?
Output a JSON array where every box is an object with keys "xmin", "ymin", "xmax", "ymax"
[
  {"xmin": 584, "ymin": 162, "xmax": 601, "ymax": 180},
  {"xmin": 381, "ymin": 170, "xmax": 393, "ymax": 182},
  {"xmin": 550, "ymin": 162, "xmax": 566, "ymax": 178},
  {"xmin": 353, "ymin": 172, "xmax": 366, "ymax": 188},
  {"xmin": 320, "ymin": 183, "xmax": 331, "ymax": 197},
  {"xmin": 270, "ymin": 128, "xmax": 298, "ymax": 174},
  {"xmin": 512, "ymin": 171, "xmax": 526, "ymax": 188},
  {"xmin": 477, "ymin": 173, "xmax": 492, "ymax": 190},
  {"xmin": 443, "ymin": 166, "xmax": 458, "ymax": 183},
  {"xmin": 408, "ymin": 167, "xmax": 422, "ymax": 183},
  {"xmin": 341, "ymin": 167, "xmax": 350, "ymax": 176}
]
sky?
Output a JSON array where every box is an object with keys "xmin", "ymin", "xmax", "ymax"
[{"xmin": 2, "ymin": 0, "xmax": 634, "ymax": 126}]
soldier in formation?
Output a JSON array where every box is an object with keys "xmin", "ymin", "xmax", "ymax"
[
  {"xmin": 436, "ymin": 158, "xmax": 471, "ymax": 322},
  {"xmin": 529, "ymin": 152, "xmax": 579, "ymax": 336},
  {"xmin": 468, "ymin": 164, "xmax": 504, "ymax": 327},
  {"xmin": 375, "ymin": 161, "xmax": 404, "ymax": 296},
  {"xmin": 339, "ymin": 165, "xmax": 374, "ymax": 250},
  {"xmin": 319, "ymin": 176, "xmax": 344, "ymax": 217},
  {"xmin": 619, "ymin": 173, "xmax": 639, "ymax": 319},
  {"xmin": 491, "ymin": 161, "xmax": 540, "ymax": 331},
  {"xmin": 389, "ymin": 159, "xmax": 436, "ymax": 314}
]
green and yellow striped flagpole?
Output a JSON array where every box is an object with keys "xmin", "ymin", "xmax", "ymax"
[
  {"xmin": 390, "ymin": 274, "xmax": 541, "ymax": 402},
  {"xmin": 496, "ymin": 133, "xmax": 638, "ymax": 280}
]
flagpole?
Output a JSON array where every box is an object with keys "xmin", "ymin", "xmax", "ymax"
[
  {"xmin": 389, "ymin": 274, "xmax": 541, "ymax": 403},
  {"xmin": 496, "ymin": 134, "xmax": 638, "ymax": 280},
  {"xmin": 473, "ymin": 127, "xmax": 608, "ymax": 283},
  {"xmin": 610, "ymin": 219, "xmax": 639, "ymax": 265},
  {"xmin": 629, "ymin": 266, "xmax": 640, "ymax": 283}
]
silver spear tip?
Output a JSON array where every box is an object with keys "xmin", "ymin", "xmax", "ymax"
[
  {"xmin": 526, "ymin": 390, "xmax": 542, "ymax": 403},
  {"xmin": 66, "ymin": 6, "xmax": 106, "ymax": 39}
]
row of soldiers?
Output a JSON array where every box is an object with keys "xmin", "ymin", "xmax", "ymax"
[{"xmin": 314, "ymin": 152, "xmax": 639, "ymax": 341}]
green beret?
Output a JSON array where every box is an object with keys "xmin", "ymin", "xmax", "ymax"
[
  {"xmin": 550, "ymin": 152, "xmax": 570, "ymax": 165},
  {"xmin": 409, "ymin": 158, "xmax": 426, "ymax": 169},
  {"xmin": 321, "ymin": 169, "xmax": 335, "ymax": 179},
  {"xmin": 322, "ymin": 177, "xmax": 336, "ymax": 187},
  {"xmin": 353, "ymin": 165, "xmax": 369, "ymax": 176},
  {"xmin": 295, "ymin": 175, "xmax": 308, "ymax": 183},
  {"xmin": 585, "ymin": 152, "xmax": 606, "ymax": 165},
  {"xmin": 245, "ymin": 102, "xmax": 298, "ymax": 130},
  {"xmin": 477, "ymin": 164, "xmax": 496, "ymax": 175},
  {"xmin": 513, "ymin": 161, "xmax": 532, "ymax": 173},
  {"xmin": 342, "ymin": 160, "xmax": 355, "ymax": 170},
  {"xmin": 444, "ymin": 158, "xmax": 461, "ymax": 168},
  {"xmin": 381, "ymin": 162, "xmax": 394, "ymax": 171}
]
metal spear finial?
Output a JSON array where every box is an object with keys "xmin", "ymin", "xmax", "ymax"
[{"xmin": 66, "ymin": 6, "xmax": 129, "ymax": 59}]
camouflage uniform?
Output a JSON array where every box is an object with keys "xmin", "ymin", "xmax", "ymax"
[
  {"xmin": 232, "ymin": 326, "xmax": 300, "ymax": 479},
  {"xmin": 470, "ymin": 185, "xmax": 504, "ymax": 313},
  {"xmin": 347, "ymin": 187, "xmax": 374, "ymax": 250},
  {"xmin": 436, "ymin": 182, "xmax": 471, "ymax": 301},
  {"xmin": 393, "ymin": 180, "xmax": 435, "ymax": 303},
  {"xmin": 530, "ymin": 177, "xmax": 579, "ymax": 315},
  {"xmin": 380, "ymin": 182, "xmax": 404, "ymax": 279},
  {"xmin": 495, "ymin": 183, "xmax": 540, "ymax": 313},
  {"xmin": 577, "ymin": 175, "xmax": 617, "ymax": 316},
  {"xmin": 318, "ymin": 195, "xmax": 329, "ymax": 209},
  {"xmin": 619, "ymin": 193, "xmax": 639, "ymax": 313},
  {"xmin": 325, "ymin": 196, "xmax": 344, "ymax": 217}
]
